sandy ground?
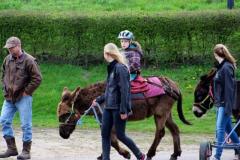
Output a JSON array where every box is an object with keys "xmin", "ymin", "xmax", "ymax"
[{"xmin": 0, "ymin": 127, "xmax": 237, "ymax": 160}]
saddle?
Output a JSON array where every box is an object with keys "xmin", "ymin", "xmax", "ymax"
[
  {"xmin": 131, "ymin": 76, "xmax": 149, "ymax": 94},
  {"xmin": 131, "ymin": 76, "xmax": 165, "ymax": 99}
]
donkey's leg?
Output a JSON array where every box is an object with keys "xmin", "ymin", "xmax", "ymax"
[
  {"xmin": 111, "ymin": 127, "xmax": 131, "ymax": 159},
  {"xmin": 97, "ymin": 127, "xmax": 131, "ymax": 160},
  {"xmin": 146, "ymin": 114, "xmax": 167, "ymax": 160},
  {"xmin": 166, "ymin": 113, "xmax": 181, "ymax": 160}
]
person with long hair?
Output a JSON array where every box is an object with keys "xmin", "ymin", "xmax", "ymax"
[
  {"xmin": 93, "ymin": 43, "xmax": 145, "ymax": 160},
  {"xmin": 212, "ymin": 44, "xmax": 239, "ymax": 160}
]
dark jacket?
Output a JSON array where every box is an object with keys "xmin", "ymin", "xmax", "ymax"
[
  {"xmin": 96, "ymin": 60, "xmax": 131, "ymax": 114},
  {"xmin": 1, "ymin": 51, "xmax": 42, "ymax": 102},
  {"xmin": 121, "ymin": 41, "xmax": 143, "ymax": 73},
  {"xmin": 213, "ymin": 60, "xmax": 236, "ymax": 115}
]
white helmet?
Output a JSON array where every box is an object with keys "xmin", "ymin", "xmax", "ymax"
[{"xmin": 118, "ymin": 30, "xmax": 134, "ymax": 40}]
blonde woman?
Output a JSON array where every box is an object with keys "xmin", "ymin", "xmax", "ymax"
[
  {"xmin": 93, "ymin": 43, "xmax": 145, "ymax": 160},
  {"xmin": 212, "ymin": 44, "xmax": 239, "ymax": 160}
]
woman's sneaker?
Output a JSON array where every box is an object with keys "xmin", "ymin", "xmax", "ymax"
[
  {"xmin": 139, "ymin": 154, "xmax": 146, "ymax": 160},
  {"xmin": 233, "ymin": 154, "xmax": 240, "ymax": 160}
]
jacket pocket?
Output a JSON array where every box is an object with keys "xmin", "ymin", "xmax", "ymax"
[{"xmin": 16, "ymin": 66, "xmax": 26, "ymax": 79}]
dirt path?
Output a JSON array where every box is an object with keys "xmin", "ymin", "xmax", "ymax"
[{"xmin": 0, "ymin": 128, "xmax": 236, "ymax": 160}]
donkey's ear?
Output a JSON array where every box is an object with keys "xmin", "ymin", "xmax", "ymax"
[
  {"xmin": 63, "ymin": 87, "xmax": 68, "ymax": 91},
  {"xmin": 206, "ymin": 68, "xmax": 217, "ymax": 80},
  {"xmin": 75, "ymin": 86, "xmax": 80, "ymax": 93},
  {"xmin": 71, "ymin": 86, "xmax": 81, "ymax": 96},
  {"xmin": 200, "ymin": 74, "xmax": 208, "ymax": 81},
  {"xmin": 208, "ymin": 68, "xmax": 217, "ymax": 75},
  {"xmin": 200, "ymin": 68, "xmax": 217, "ymax": 82}
]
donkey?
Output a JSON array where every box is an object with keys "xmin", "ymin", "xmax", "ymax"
[
  {"xmin": 57, "ymin": 77, "xmax": 191, "ymax": 160},
  {"xmin": 192, "ymin": 68, "xmax": 240, "ymax": 133},
  {"xmin": 192, "ymin": 68, "xmax": 217, "ymax": 118}
]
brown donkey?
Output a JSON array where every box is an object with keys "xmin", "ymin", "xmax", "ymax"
[
  {"xmin": 57, "ymin": 77, "xmax": 191, "ymax": 160},
  {"xmin": 192, "ymin": 68, "xmax": 240, "ymax": 135}
]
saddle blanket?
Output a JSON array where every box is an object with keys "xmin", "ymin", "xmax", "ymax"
[{"xmin": 131, "ymin": 76, "xmax": 165, "ymax": 100}]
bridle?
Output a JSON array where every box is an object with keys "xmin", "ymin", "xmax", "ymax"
[
  {"xmin": 59, "ymin": 101, "xmax": 81, "ymax": 126},
  {"xmin": 193, "ymin": 82, "xmax": 214, "ymax": 113},
  {"xmin": 59, "ymin": 95, "xmax": 103, "ymax": 126},
  {"xmin": 59, "ymin": 92, "xmax": 81, "ymax": 126}
]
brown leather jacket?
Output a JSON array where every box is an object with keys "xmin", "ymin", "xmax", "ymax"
[{"xmin": 1, "ymin": 51, "xmax": 42, "ymax": 102}]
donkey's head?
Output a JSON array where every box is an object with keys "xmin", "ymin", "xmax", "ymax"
[
  {"xmin": 192, "ymin": 68, "xmax": 216, "ymax": 117},
  {"xmin": 57, "ymin": 87, "xmax": 80, "ymax": 139}
]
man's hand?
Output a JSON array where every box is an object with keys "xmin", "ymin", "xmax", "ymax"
[{"xmin": 23, "ymin": 92, "xmax": 28, "ymax": 96}]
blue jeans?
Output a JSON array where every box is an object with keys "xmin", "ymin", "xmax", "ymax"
[
  {"xmin": 101, "ymin": 109, "xmax": 142, "ymax": 160},
  {"xmin": 0, "ymin": 96, "xmax": 33, "ymax": 142},
  {"xmin": 214, "ymin": 106, "xmax": 240, "ymax": 159}
]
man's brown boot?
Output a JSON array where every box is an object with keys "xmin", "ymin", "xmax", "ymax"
[
  {"xmin": 17, "ymin": 141, "xmax": 31, "ymax": 160},
  {"xmin": 0, "ymin": 136, "xmax": 18, "ymax": 158}
]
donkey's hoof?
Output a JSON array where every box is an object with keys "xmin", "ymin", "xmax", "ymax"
[
  {"xmin": 123, "ymin": 152, "xmax": 131, "ymax": 159},
  {"xmin": 146, "ymin": 157, "xmax": 152, "ymax": 160},
  {"xmin": 97, "ymin": 155, "xmax": 102, "ymax": 160},
  {"xmin": 169, "ymin": 155, "xmax": 177, "ymax": 160}
]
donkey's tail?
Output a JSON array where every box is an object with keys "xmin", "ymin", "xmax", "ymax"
[{"xmin": 177, "ymin": 92, "xmax": 192, "ymax": 125}]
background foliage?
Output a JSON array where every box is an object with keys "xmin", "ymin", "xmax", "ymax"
[
  {"xmin": 0, "ymin": 0, "xmax": 240, "ymax": 134},
  {"xmin": 0, "ymin": 10, "xmax": 240, "ymax": 66},
  {"xmin": 0, "ymin": 0, "xmax": 238, "ymax": 12}
]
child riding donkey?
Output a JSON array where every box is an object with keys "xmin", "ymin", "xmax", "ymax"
[
  {"xmin": 118, "ymin": 30, "xmax": 143, "ymax": 81},
  {"xmin": 118, "ymin": 30, "xmax": 150, "ymax": 95}
]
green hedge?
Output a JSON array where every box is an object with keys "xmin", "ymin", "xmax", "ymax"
[{"xmin": 0, "ymin": 10, "xmax": 240, "ymax": 66}]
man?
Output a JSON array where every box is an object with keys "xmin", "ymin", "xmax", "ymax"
[{"xmin": 0, "ymin": 37, "xmax": 42, "ymax": 160}]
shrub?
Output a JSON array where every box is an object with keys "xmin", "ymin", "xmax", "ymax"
[{"xmin": 0, "ymin": 10, "xmax": 239, "ymax": 66}]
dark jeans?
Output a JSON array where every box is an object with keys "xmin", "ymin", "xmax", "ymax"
[{"xmin": 101, "ymin": 109, "xmax": 142, "ymax": 160}]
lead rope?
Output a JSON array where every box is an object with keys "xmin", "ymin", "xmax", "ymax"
[
  {"xmin": 77, "ymin": 102, "xmax": 103, "ymax": 126},
  {"xmin": 221, "ymin": 119, "xmax": 240, "ymax": 146}
]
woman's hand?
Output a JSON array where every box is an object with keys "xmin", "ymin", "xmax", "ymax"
[
  {"xmin": 120, "ymin": 113, "xmax": 128, "ymax": 120},
  {"xmin": 23, "ymin": 92, "xmax": 28, "ymax": 96},
  {"xmin": 92, "ymin": 99, "xmax": 97, "ymax": 106}
]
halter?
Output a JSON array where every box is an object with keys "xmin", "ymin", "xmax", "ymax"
[
  {"xmin": 193, "ymin": 82, "xmax": 214, "ymax": 112},
  {"xmin": 59, "ymin": 92, "xmax": 81, "ymax": 126},
  {"xmin": 77, "ymin": 102, "xmax": 103, "ymax": 126},
  {"xmin": 59, "ymin": 102, "xmax": 80, "ymax": 126},
  {"xmin": 59, "ymin": 99, "xmax": 103, "ymax": 126}
]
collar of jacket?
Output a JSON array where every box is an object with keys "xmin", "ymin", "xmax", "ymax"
[
  {"xmin": 125, "ymin": 42, "xmax": 143, "ymax": 57},
  {"xmin": 9, "ymin": 50, "xmax": 26, "ymax": 63},
  {"xmin": 128, "ymin": 43, "xmax": 137, "ymax": 49},
  {"xmin": 216, "ymin": 59, "xmax": 227, "ymax": 70},
  {"xmin": 107, "ymin": 60, "xmax": 118, "ymax": 75}
]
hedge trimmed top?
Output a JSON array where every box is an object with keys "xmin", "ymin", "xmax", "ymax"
[
  {"xmin": 0, "ymin": 0, "xmax": 237, "ymax": 12},
  {"xmin": 0, "ymin": 10, "xmax": 240, "ymax": 66}
]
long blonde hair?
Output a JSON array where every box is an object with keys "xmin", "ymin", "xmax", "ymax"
[
  {"xmin": 104, "ymin": 43, "xmax": 128, "ymax": 67},
  {"xmin": 214, "ymin": 44, "xmax": 237, "ymax": 69}
]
